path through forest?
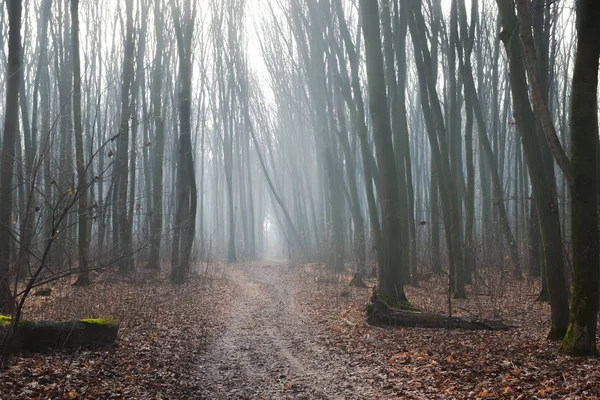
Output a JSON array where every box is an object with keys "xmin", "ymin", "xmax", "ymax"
[{"xmin": 195, "ymin": 261, "xmax": 381, "ymax": 399}]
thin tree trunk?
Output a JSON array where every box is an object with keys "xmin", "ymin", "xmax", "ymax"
[
  {"xmin": 148, "ymin": 0, "xmax": 165, "ymax": 270},
  {"xmin": 71, "ymin": 0, "xmax": 90, "ymax": 286},
  {"xmin": 116, "ymin": 0, "xmax": 135, "ymax": 274}
]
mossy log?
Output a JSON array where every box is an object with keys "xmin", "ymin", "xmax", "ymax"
[
  {"xmin": 0, "ymin": 316, "xmax": 119, "ymax": 353},
  {"xmin": 367, "ymin": 293, "xmax": 512, "ymax": 331}
]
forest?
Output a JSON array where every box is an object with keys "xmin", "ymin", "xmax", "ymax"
[{"xmin": 0, "ymin": 0, "xmax": 599, "ymax": 398}]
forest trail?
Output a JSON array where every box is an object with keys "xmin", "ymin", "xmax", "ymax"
[{"xmin": 195, "ymin": 261, "xmax": 382, "ymax": 399}]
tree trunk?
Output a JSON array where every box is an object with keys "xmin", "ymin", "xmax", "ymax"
[
  {"xmin": 392, "ymin": 0, "xmax": 418, "ymax": 283},
  {"xmin": 148, "ymin": 0, "xmax": 165, "ymax": 270},
  {"xmin": 496, "ymin": 0, "xmax": 569, "ymax": 339},
  {"xmin": 0, "ymin": 0, "xmax": 21, "ymax": 314},
  {"xmin": 430, "ymin": 167, "xmax": 442, "ymax": 274},
  {"xmin": 116, "ymin": 0, "xmax": 135, "ymax": 274},
  {"xmin": 170, "ymin": 0, "xmax": 197, "ymax": 282},
  {"xmin": 380, "ymin": 0, "xmax": 410, "ymax": 284},
  {"xmin": 71, "ymin": 0, "xmax": 90, "ymax": 287},
  {"xmin": 559, "ymin": 0, "xmax": 600, "ymax": 356},
  {"xmin": 359, "ymin": 0, "xmax": 407, "ymax": 305}
]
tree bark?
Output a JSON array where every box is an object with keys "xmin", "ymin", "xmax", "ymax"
[
  {"xmin": 148, "ymin": 0, "xmax": 165, "ymax": 270},
  {"xmin": 559, "ymin": 0, "xmax": 600, "ymax": 356},
  {"xmin": 171, "ymin": 0, "xmax": 197, "ymax": 283},
  {"xmin": 0, "ymin": 0, "xmax": 21, "ymax": 314},
  {"xmin": 359, "ymin": 0, "xmax": 407, "ymax": 304},
  {"xmin": 380, "ymin": 0, "xmax": 410, "ymax": 284},
  {"xmin": 71, "ymin": 0, "xmax": 90, "ymax": 287},
  {"xmin": 115, "ymin": 0, "xmax": 135, "ymax": 274},
  {"xmin": 392, "ymin": 0, "xmax": 418, "ymax": 283}
]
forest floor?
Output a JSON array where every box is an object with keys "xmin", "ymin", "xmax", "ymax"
[{"xmin": 2, "ymin": 260, "xmax": 600, "ymax": 399}]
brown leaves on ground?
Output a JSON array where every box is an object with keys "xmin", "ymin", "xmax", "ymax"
[
  {"xmin": 2, "ymin": 262, "xmax": 600, "ymax": 399},
  {"xmin": 298, "ymin": 264, "xmax": 600, "ymax": 399},
  {"xmin": 0, "ymin": 264, "xmax": 235, "ymax": 400}
]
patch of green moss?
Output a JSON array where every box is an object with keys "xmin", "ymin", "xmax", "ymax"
[
  {"xmin": 0, "ymin": 316, "xmax": 36, "ymax": 328},
  {"xmin": 0, "ymin": 314, "xmax": 11, "ymax": 327},
  {"xmin": 80, "ymin": 318, "xmax": 118, "ymax": 325}
]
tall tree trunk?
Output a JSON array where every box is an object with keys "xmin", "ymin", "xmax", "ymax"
[
  {"xmin": 171, "ymin": 0, "xmax": 197, "ymax": 282},
  {"xmin": 116, "ymin": 0, "xmax": 135, "ymax": 274},
  {"xmin": 0, "ymin": 0, "xmax": 21, "ymax": 314},
  {"xmin": 359, "ymin": 0, "xmax": 407, "ymax": 304},
  {"xmin": 147, "ymin": 0, "xmax": 165, "ymax": 270},
  {"xmin": 71, "ymin": 0, "xmax": 90, "ymax": 286},
  {"xmin": 380, "ymin": 0, "xmax": 410, "ymax": 284},
  {"xmin": 392, "ymin": 0, "xmax": 417, "ymax": 283},
  {"xmin": 559, "ymin": 0, "xmax": 600, "ymax": 356}
]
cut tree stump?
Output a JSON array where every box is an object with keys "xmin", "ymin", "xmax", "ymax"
[
  {"xmin": 366, "ymin": 292, "xmax": 512, "ymax": 331},
  {"xmin": 0, "ymin": 316, "xmax": 119, "ymax": 353},
  {"xmin": 349, "ymin": 272, "xmax": 367, "ymax": 288}
]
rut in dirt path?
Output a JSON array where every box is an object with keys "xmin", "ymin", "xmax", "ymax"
[{"xmin": 195, "ymin": 262, "xmax": 382, "ymax": 399}]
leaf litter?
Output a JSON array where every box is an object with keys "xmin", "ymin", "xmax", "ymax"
[
  {"xmin": 1, "ymin": 261, "xmax": 599, "ymax": 399},
  {"xmin": 1, "ymin": 264, "xmax": 235, "ymax": 399},
  {"xmin": 297, "ymin": 264, "xmax": 600, "ymax": 399}
]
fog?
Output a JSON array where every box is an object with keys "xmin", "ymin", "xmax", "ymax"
[{"xmin": 1, "ymin": 0, "xmax": 597, "ymax": 350}]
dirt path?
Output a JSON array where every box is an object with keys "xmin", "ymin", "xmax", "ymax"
[{"xmin": 195, "ymin": 261, "xmax": 382, "ymax": 399}]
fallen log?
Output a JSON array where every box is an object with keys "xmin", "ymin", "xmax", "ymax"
[
  {"xmin": 0, "ymin": 316, "xmax": 119, "ymax": 353},
  {"xmin": 366, "ymin": 293, "xmax": 512, "ymax": 331}
]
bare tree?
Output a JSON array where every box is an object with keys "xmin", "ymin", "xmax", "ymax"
[
  {"xmin": 114, "ymin": 0, "xmax": 135, "ymax": 274},
  {"xmin": 359, "ymin": 0, "xmax": 407, "ymax": 304},
  {"xmin": 147, "ymin": 0, "xmax": 166, "ymax": 270},
  {"xmin": 170, "ymin": 0, "xmax": 197, "ymax": 282},
  {"xmin": 71, "ymin": 0, "xmax": 90, "ymax": 286}
]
